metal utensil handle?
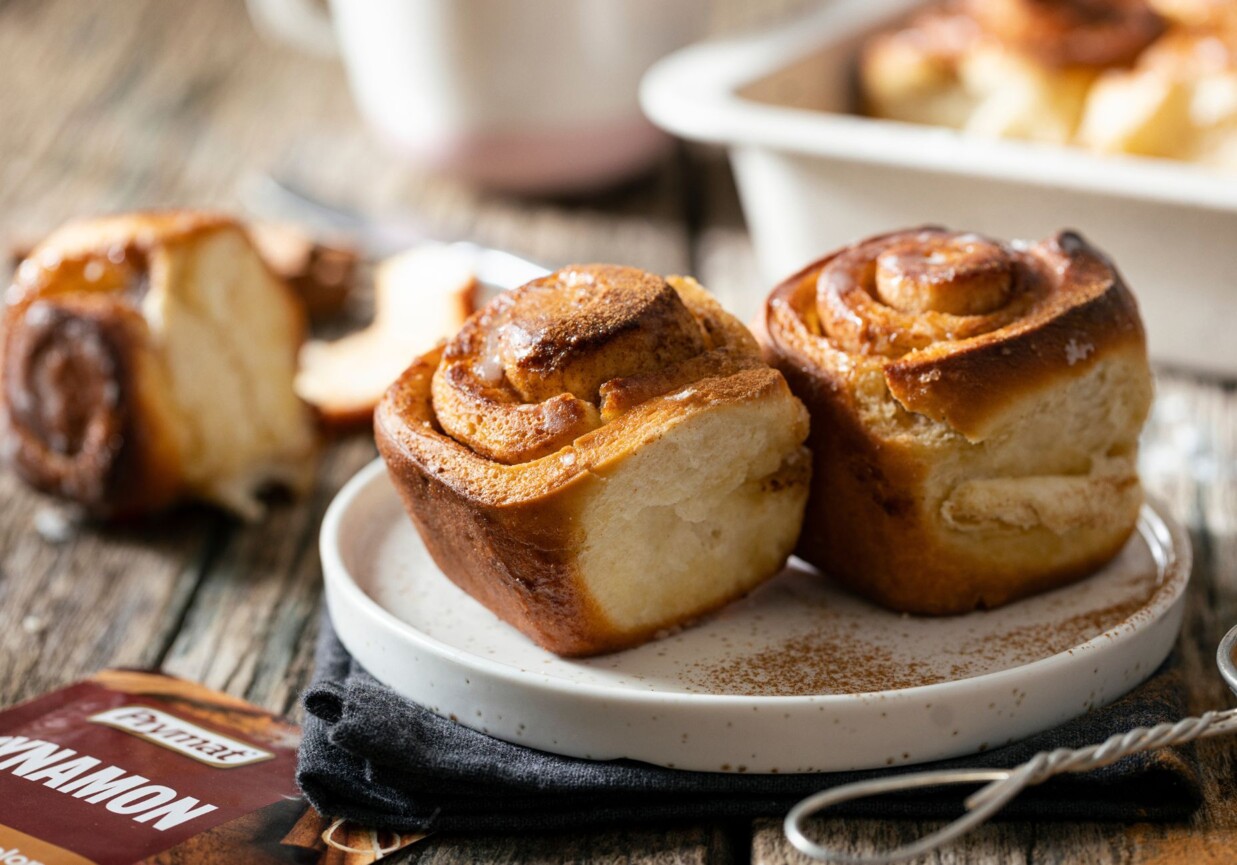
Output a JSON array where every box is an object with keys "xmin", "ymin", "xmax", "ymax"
[
  {"xmin": 787, "ymin": 638, "xmax": 1237, "ymax": 865},
  {"xmin": 241, "ymin": 172, "xmax": 551, "ymax": 290}
]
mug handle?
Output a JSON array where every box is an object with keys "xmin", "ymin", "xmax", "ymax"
[{"xmin": 245, "ymin": 0, "xmax": 337, "ymax": 57}]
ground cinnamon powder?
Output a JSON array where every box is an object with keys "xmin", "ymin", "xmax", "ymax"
[{"xmin": 684, "ymin": 580, "xmax": 1164, "ymax": 697}]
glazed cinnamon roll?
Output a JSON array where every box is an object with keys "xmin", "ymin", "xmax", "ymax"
[
  {"xmin": 376, "ymin": 264, "xmax": 811, "ymax": 656},
  {"xmin": 1, "ymin": 212, "xmax": 316, "ymax": 518},
  {"xmin": 861, "ymin": 0, "xmax": 1164, "ymax": 143},
  {"xmin": 761, "ymin": 228, "xmax": 1152, "ymax": 615}
]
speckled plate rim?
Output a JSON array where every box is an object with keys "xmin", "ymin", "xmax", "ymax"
[{"xmin": 320, "ymin": 459, "xmax": 1191, "ymax": 773}]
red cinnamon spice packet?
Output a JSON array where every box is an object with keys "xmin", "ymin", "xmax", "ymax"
[{"xmin": 0, "ymin": 670, "xmax": 423, "ymax": 865}]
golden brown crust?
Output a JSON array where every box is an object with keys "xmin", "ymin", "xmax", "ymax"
[
  {"xmin": 377, "ymin": 266, "xmax": 810, "ymax": 656},
  {"xmin": 768, "ymin": 228, "xmax": 1146, "ymax": 438},
  {"xmin": 864, "ymin": 0, "xmax": 1163, "ymax": 73},
  {"xmin": 762, "ymin": 227, "xmax": 1152, "ymax": 614},
  {"xmin": 1148, "ymin": 0, "xmax": 1237, "ymax": 29},
  {"xmin": 378, "ymin": 357, "xmax": 600, "ymax": 651},
  {"xmin": 963, "ymin": 0, "xmax": 1164, "ymax": 68},
  {"xmin": 0, "ymin": 214, "xmax": 217, "ymax": 517},
  {"xmin": 860, "ymin": 1, "xmax": 1167, "ymax": 147},
  {"xmin": 383, "ymin": 271, "xmax": 778, "ymax": 506},
  {"xmin": 882, "ymin": 232, "xmax": 1146, "ymax": 438},
  {"xmin": 1076, "ymin": 21, "xmax": 1237, "ymax": 168},
  {"xmin": 432, "ymin": 265, "xmax": 711, "ymax": 464}
]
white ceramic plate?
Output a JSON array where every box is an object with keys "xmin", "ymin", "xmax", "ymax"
[{"xmin": 321, "ymin": 459, "xmax": 1190, "ymax": 774}]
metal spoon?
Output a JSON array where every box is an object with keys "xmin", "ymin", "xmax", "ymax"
[
  {"xmin": 785, "ymin": 623, "xmax": 1237, "ymax": 865},
  {"xmin": 240, "ymin": 172, "xmax": 549, "ymax": 290}
]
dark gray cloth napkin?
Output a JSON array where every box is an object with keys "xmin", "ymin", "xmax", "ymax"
[{"xmin": 297, "ymin": 612, "xmax": 1201, "ymax": 833}]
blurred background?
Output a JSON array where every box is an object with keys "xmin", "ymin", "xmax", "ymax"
[
  {"xmin": 1, "ymin": 0, "xmax": 805, "ymax": 295},
  {"xmin": 6, "ymin": 0, "xmax": 1236, "ymax": 365}
]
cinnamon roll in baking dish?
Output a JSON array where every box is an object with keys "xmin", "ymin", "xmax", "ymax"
[
  {"xmin": 760, "ymin": 228, "xmax": 1152, "ymax": 615},
  {"xmin": 1, "ymin": 212, "xmax": 316, "ymax": 518},
  {"xmin": 376, "ymin": 264, "xmax": 811, "ymax": 656},
  {"xmin": 860, "ymin": 0, "xmax": 1165, "ymax": 143},
  {"xmin": 1079, "ymin": 23, "xmax": 1237, "ymax": 170}
]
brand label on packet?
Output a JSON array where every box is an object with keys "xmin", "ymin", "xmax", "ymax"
[
  {"xmin": 0, "ymin": 670, "xmax": 317, "ymax": 865},
  {"xmin": 88, "ymin": 706, "xmax": 275, "ymax": 768}
]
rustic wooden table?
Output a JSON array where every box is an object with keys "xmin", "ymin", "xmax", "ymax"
[{"xmin": 2, "ymin": 1, "xmax": 1235, "ymax": 862}]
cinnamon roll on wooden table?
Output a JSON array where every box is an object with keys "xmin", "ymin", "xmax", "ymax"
[
  {"xmin": 376, "ymin": 264, "xmax": 811, "ymax": 656},
  {"xmin": 761, "ymin": 228, "xmax": 1152, "ymax": 615},
  {"xmin": 1, "ymin": 212, "xmax": 316, "ymax": 519}
]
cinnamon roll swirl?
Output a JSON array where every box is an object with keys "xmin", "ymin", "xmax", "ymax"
[
  {"xmin": 761, "ymin": 228, "xmax": 1152, "ymax": 615},
  {"xmin": 376, "ymin": 264, "xmax": 811, "ymax": 656},
  {"xmin": 1, "ymin": 212, "xmax": 316, "ymax": 518}
]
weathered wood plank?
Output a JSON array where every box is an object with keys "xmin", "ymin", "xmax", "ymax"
[
  {"xmin": 0, "ymin": 0, "xmax": 367, "ymax": 711},
  {"xmin": 158, "ymin": 434, "xmax": 377, "ymax": 717},
  {"xmin": 0, "ymin": 0, "xmax": 687, "ymax": 691},
  {"xmin": 0, "ymin": 475, "xmax": 222, "ymax": 704},
  {"xmin": 408, "ymin": 825, "xmax": 732, "ymax": 865}
]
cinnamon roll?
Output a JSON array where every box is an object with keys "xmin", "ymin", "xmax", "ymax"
[
  {"xmin": 1078, "ymin": 24, "xmax": 1237, "ymax": 170},
  {"xmin": 760, "ymin": 228, "xmax": 1152, "ymax": 615},
  {"xmin": 861, "ymin": 0, "xmax": 1164, "ymax": 143},
  {"xmin": 296, "ymin": 244, "xmax": 479, "ymax": 427},
  {"xmin": 376, "ymin": 264, "xmax": 811, "ymax": 656},
  {"xmin": 1, "ymin": 212, "xmax": 316, "ymax": 519}
]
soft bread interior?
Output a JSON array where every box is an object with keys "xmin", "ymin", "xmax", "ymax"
[
  {"xmin": 144, "ymin": 228, "xmax": 314, "ymax": 517},
  {"xmin": 865, "ymin": 42, "xmax": 1093, "ymax": 143},
  {"xmin": 851, "ymin": 346, "xmax": 1150, "ymax": 578},
  {"xmin": 959, "ymin": 48, "xmax": 1094, "ymax": 143},
  {"xmin": 575, "ymin": 389, "xmax": 809, "ymax": 635},
  {"xmin": 1093, "ymin": 72, "xmax": 1237, "ymax": 170},
  {"xmin": 933, "ymin": 350, "xmax": 1149, "ymax": 573}
]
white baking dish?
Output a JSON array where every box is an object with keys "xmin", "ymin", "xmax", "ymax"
[{"xmin": 641, "ymin": 0, "xmax": 1237, "ymax": 375}]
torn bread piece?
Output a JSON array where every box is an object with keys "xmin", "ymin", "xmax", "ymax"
[{"xmin": 295, "ymin": 244, "xmax": 479, "ymax": 427}]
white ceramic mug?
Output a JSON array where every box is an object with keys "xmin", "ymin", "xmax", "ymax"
[{"xmin": 247, "ymin": 0, "xmax": 708, "ymax": 193}]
